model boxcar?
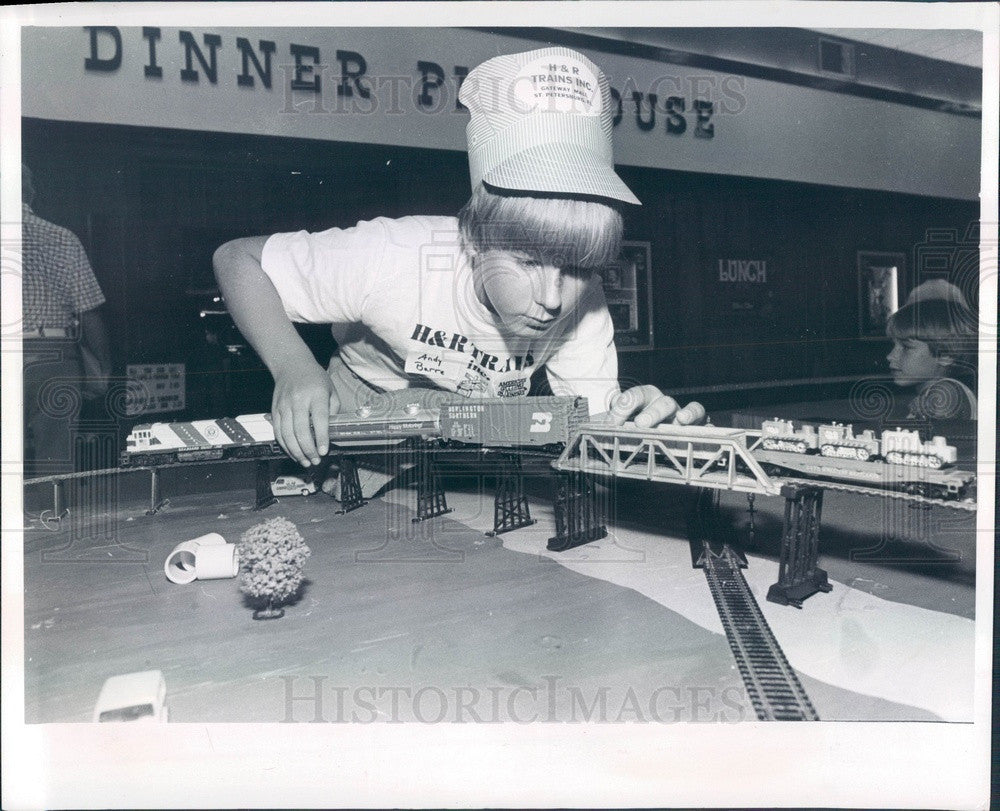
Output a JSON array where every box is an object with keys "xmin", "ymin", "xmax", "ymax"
[{"xmin": 440, "ymin": 396, "xmax": 590, "ymax": 447}]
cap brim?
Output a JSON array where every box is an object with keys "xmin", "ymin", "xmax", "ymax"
[{"xmin": 481, "ymin": 143, "xmax": 641, "ymax": 206}]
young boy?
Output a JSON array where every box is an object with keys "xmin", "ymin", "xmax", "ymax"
[
  {"xmin": 886, "ymin": 296, "xmax": 977, "ymax": 420},
  {"xmin": 214, "ymin": 46, "xmax": 701, "ymax": 468}
]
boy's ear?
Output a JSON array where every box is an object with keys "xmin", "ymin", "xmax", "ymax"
[{"xmin": 936, "ymin": 353, "xmax": 955, "ymax": 369}]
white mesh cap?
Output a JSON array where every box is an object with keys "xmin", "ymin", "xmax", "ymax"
[{"xmin": 460, "ymin": 47, "xmax": 641, "ymax": 205}]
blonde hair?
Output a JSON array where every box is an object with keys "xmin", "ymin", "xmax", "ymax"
[
  {"xmin": 457, "ymin": 184, "xmax": 623, "ymax": 269},
  {"xmin": 906, "ymin": 279, "xmax": 970, "ymax": 309}
]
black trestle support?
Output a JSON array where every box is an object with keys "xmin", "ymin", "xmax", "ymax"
[
  {"xmin": 487, "ymin": 453, "xmax": 536, "ymax": 536},
  {"xmin": 767, "ymin": 484, "xmax": 832, "ymax": 608},
  {"xmin": 253, "ymin": 459, "xmax": 278, "ymax": 511},
  {"xmin": 335, "ymin": 455, "xmax": 367, "ymax": 514},
  {"xmin": 413, "ymin": 453, "xmax": 452, "ymax": 522},
  {"xmin": 547, "ymin": 472, "xmax": 607, "ymax": 552}
]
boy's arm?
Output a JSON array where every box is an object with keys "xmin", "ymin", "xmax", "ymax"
[{"xmin": 213, "ymin": 236, "xmax": 335, "ymax": 467}]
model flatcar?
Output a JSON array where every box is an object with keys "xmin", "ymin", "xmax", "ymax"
[
  {"xmin": 760, "ymin": 419, "xmax": 958, "ymax": 468},
  {"xmin": 754, "ymin": 419, "xmax": 972, "ymax": 499}
]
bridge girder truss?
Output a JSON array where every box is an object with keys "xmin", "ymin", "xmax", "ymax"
[{"xmin": 553, "ymin": 425, "xmax": 778, "ymax": 496}]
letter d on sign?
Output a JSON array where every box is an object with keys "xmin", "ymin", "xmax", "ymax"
[{"xmin": 84, "ymin": 26, "xmax": 122, "ymax": 72}]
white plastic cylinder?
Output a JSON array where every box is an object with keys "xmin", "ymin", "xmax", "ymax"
[
  {"xmin": 194, "ymin": 542, "xmax": 240, "ymax": 580},
  {"xmin": 191, "ymin": 532, "xmax": 225, "ymax": 547},
  {"xmin": 163, "ymin": 540, "xmax": 202, "ymax": 584},
  {"xmin": 164, "ymin": 533, "xmax": 235, "ymax": 584}
]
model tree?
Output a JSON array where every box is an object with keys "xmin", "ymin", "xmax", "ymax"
[{"xmin": 237, "ymin": 516, "xmax": 311, "ymax": 620}]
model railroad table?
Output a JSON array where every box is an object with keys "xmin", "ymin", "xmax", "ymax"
[{"xmin": 21, "ymin": 456, "xmax": 976, "ymax": 724}]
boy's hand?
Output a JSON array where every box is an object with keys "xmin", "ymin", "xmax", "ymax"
[
  {"xmin": 609, "ymin": 385, "xmax": 706, "ymax": 428},
  {"xmin": 271, "ymin": 360, "xmax": 340, "ymax": 467}
]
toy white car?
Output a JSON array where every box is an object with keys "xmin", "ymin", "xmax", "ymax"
[
  {"xmin": 93, "ymin": 670, "xmax": 168, "ymax": 723},
  {"xmin": 270, "ymin": 475, "xmax": 318, "ymax": 497}
]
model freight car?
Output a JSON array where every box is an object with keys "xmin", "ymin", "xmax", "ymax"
[
  {"xmin": 753, "ymin": 419, "xmax": 971, "ymax": 499},
  {"xmin": 759, "ymin": 419, "xmax": 958, "ymax": 469},
  {"xmin": 321, "ymin": 404, "xmax": 441, "ymax": 448},
  {"xmin": 440, "ymin": 396, "xmax": 590, "ymax": 448},
  {"xmin": 121, "ymin": 396, "xmax": 592, "ymax": 465}
]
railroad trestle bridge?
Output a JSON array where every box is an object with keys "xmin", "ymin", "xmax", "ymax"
[{"xmin": 553, "ymin": 424, "xmax": 776, "ymax": 496}]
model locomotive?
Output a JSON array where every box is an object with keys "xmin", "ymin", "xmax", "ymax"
[{"xmin": 124, "ymin": 414, "xmax": 283, "ymax": 466}]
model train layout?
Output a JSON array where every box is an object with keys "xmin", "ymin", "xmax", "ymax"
[{"xmin": 121, "ymin": 396, "xmax": 976, "ymax": 503}]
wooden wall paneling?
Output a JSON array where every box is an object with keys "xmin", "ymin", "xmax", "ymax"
[{"xmin": 21, "ymin": 119, "xmax": 979, "ymax": 418}]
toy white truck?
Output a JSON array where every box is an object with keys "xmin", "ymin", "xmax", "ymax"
[
  {"xmin": 270, "ymin": 475, "xmax": 317, "ymax": 497},
  {"xmin": 93, "ymin": 670, "xmax": 168, "ymax": 722}
]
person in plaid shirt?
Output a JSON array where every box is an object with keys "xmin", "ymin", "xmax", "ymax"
[
  {"xmin": 214, "ymin": 47, "xmax": 703, "ymax": 473},
  {"xmin": 22, "ymin": 163, "xmax": 111, "ymax": 475}
]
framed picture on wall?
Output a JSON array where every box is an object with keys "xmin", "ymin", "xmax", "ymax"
[
  {"xmin": 600, "ymin": 240, "xmax": 654, "ymax": 350},
  {"xmin": 857, "ymin": 251, "xmax": 903, "ymax": 338}
]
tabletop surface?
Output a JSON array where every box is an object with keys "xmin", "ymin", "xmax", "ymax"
[{"xmin": 21, "ymin": 451, "xmax": 977, "ymax": 724}]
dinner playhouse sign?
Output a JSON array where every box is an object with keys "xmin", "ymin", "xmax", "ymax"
[
  {"xmin": 21, "ymin": 26, "xmax": 980, "ymax": 198},
  {"xmin": 78, "ymin": 26, "xmax": 720, "ymax": 139}
]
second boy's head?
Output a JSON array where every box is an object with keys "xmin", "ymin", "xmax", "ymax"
[
  {"xmin": 456, "ymin": 47, "xmax": 638, "ymax": 337},
  {"xmin": 886, "ymin": 298, "xmax": 975, "ymax": 387}
]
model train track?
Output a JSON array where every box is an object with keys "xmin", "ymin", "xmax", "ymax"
[
  {"xmin": 777, "ymin": 476, "xmax": 978, "ymax": 512},
  {"xmin": 700, "ymin": 543, "xmax": 818, "ymax": 721},
  {"xmin": 21, "ymin": 453, "xmax": 290, "ymax": 486},
  {"xmin": 26, "ymin": 451, "xmax": 979, "ymax": 515}
]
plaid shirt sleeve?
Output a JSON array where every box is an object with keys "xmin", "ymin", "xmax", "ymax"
[
  {"xmin": 62, "ymin": 231, "xmax": 105, "ymax": 314},
  {"xmin": 22, "ymin": 209, "xmax": 106, "ymax": 329}
]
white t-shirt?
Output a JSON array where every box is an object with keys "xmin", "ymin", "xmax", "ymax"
[
  {"xmin": 907, "ymin": 377, "xmax": 978, "ymax": 421},
  {"xmin": 260, "ymin": 215, "xmax": 620, "ymax": 414}
]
